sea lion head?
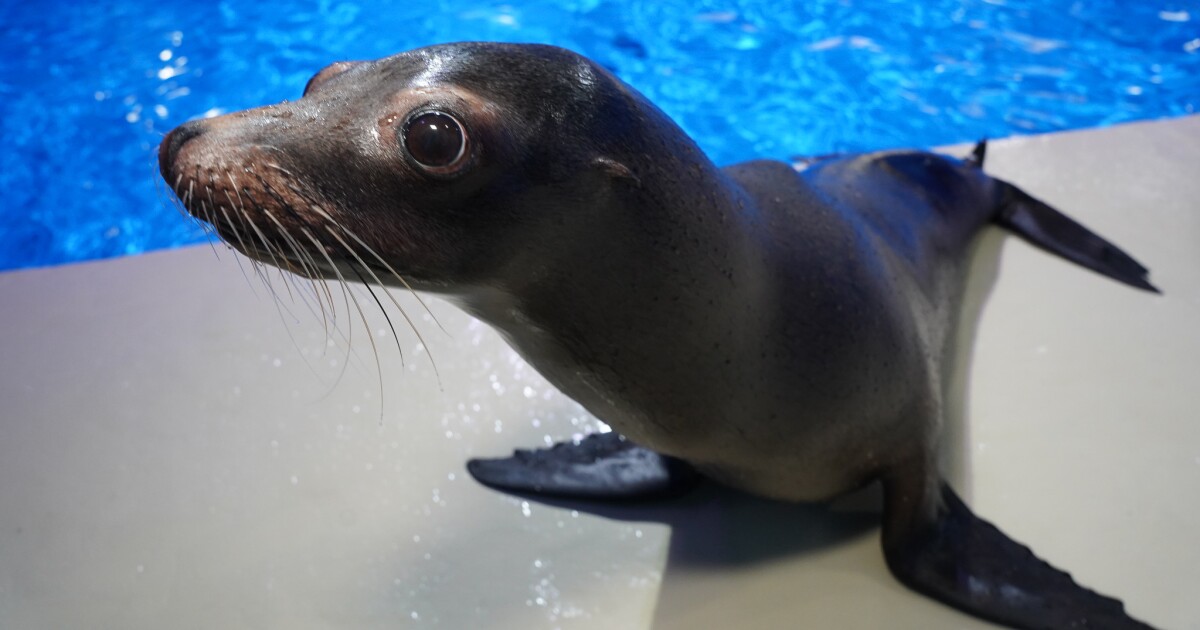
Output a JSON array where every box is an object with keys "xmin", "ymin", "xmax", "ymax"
[{"xmin": 158, "ymin": 43, "xmax": 660, "ymax": 295}]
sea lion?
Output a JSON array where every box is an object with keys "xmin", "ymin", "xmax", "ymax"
[{"xmin": 158, "ymin": 42, "xmax": 1159, "ymax": 629}]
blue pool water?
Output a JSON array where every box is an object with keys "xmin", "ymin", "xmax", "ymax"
[{"xmin": 1, "ymin": 0, "xmax": 1197, "ymax": 271}]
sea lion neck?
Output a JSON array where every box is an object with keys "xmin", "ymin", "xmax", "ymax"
[{"xmin": 455, "ymin": 130, "xmax": 764, "ymax": 341}]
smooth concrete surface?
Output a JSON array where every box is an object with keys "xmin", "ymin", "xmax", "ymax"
[{"xmin": 2, "ymin": 115, "xmax": 1198, "ymax": 629}]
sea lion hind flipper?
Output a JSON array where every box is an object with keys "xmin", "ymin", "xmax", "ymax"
[
  {"xmin": 466, "ymin": 432, "xmax": 699, "ymax": 500},
  {"xmin": 882, "ymin": 482, "xmax": 1156, "ymax": 630},
  {"xmin": 994, "ymin": 184, "xmax": 1160, "ymax": 293}
]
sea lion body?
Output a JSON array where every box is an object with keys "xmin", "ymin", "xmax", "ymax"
[
  {"xmin": 158, "ymin": 43, "xmax": 1158, "ymax": 629},
  {"xmin": 678, "ymin": 155, "xmax": 991, "ymax": 500},
  {"xmin": 486, "ymin": 153, "xmax": 995, "ymax": 503}
]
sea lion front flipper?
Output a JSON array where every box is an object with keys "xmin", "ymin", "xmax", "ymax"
[
  {"xmin": 466, "ymin": 432, "xmax": 699, "ymax": 500},
  {"xmin": 881, "ymin": 477, "xmax": 1155, "ymax": 629}
]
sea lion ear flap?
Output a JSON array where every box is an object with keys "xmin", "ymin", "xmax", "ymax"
[
  {"xmin": 303, "ymin": 61, "xmax": 364, "ymax": 97},
  {"xmin": 591, "ymin": 156, "xmax": 641, "ymax": 187}
]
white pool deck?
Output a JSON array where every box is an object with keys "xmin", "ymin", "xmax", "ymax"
[{"xmin": 2, "ymin": 115, "xmax": 1198, "ymax": 629}]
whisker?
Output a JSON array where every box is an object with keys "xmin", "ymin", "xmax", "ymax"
[
  {"xmin": 301, "ymin": 226, "xmax": 359, "ymax": 390},
  {"xmin": 218, "ymin": 203, "xmax": 246, "ymax": 247},
  {"xmin": 264, "ymin": 162, "xmax": 296, "ymax": 177},
  {"xmin": 252, "ymin": 176, "xmax": 364, "ymax": 381},
  {"xmin": 226, "ymin": 172, "xmax": 245, "ymax": 212},
  {"xmin": 169, "ymin": 173, "xmax": 190, "ymax": 220},
  {"xmin": 323, "ymin": 224, "xmax": 443, "ymax": 386},
  {"xmin": 197, "ymin": 199, "xmax": 224, "ymax": 260},
  {"xmin": 200, "ymin": 178, "xmax": 229, "ymax": 259},
  {"xmin": 215, "ymin": 204, "xmax": 261, "ymax": 298},
  {"xmin": 255, "ymin": 177, "xmax": 339, "ymax": 322},
  {"xmin": 344, "ymin": 253, "xmax": 407, "ymax": 367},
  {"xmin": 330, "ymin": 218, "xmax": 448, "ymax": 337},
  {"xmin": 264, "ymin": 209, "xmax": 333, "ymax": 338},
  {"xmin": 347, "ymin": 264, "xmax": 393, "ymax": 424},
  {"xmin": 220, "ymin": 181, "xmax": 269, "ymax": 293},
  {"xmin": 164, "ymin": 177, "xmax": 199, "ymax": 236},
  {"xmin": 241, "ymin": 213, "xmax": 299, "ymax": 304},
  {"xmin": 227, "ymin": 182, "xmax": 258, "ymax": 254}
]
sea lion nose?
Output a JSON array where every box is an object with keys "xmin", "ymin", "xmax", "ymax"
[{"xmin": 158, "ymin": 119, "xmax": 208, "ymax": 180}]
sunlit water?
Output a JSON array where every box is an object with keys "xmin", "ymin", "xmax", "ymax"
[{"xmin": 1, "ymin": 0, "xmax": 1196, "ymax": 271}]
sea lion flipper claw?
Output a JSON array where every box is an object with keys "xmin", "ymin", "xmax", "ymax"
[
  {"xmin": 466, "ymin": 432, "xmax": 699, "ymax": 500},
  {"xmin": 882, "ymin": 481, "xmax": 1156, "ymax": 630}
]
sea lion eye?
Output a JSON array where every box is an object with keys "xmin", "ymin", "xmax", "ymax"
[{"xmin": 402, "ymin": 111, "xmax": 468, "ymax": 170}]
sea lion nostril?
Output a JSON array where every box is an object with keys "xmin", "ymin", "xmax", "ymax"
[{"xmin": 158, "ymin": 119, "xmax": 208, "ymax": 179}]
